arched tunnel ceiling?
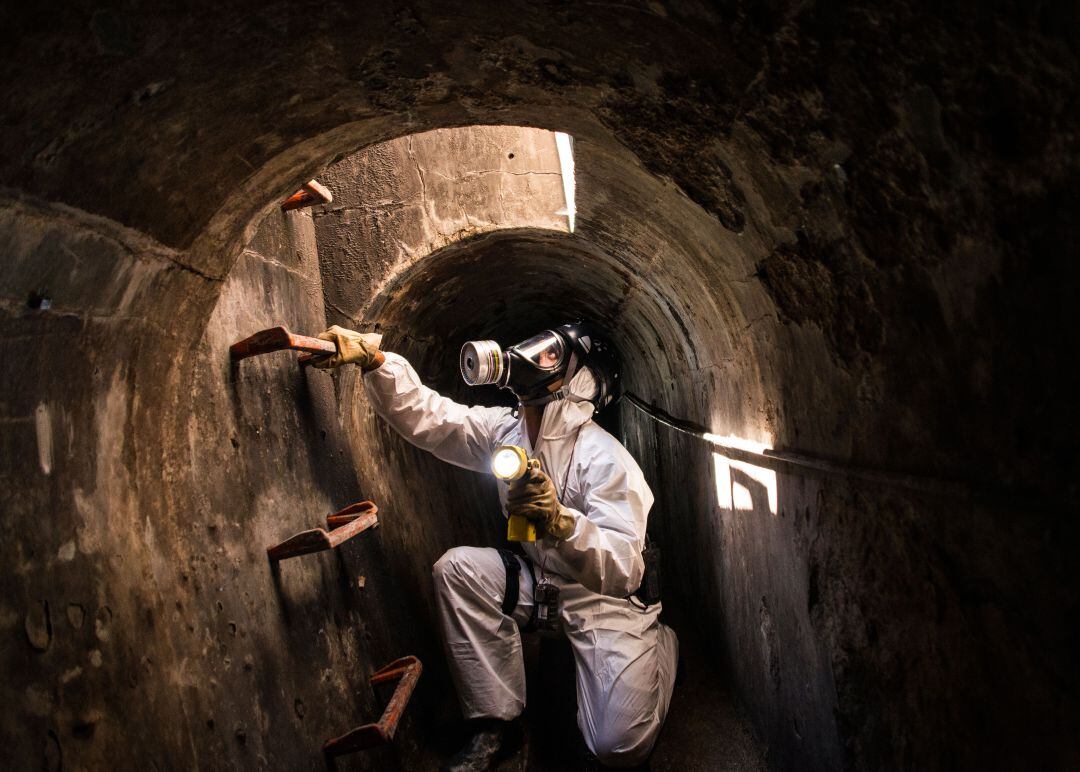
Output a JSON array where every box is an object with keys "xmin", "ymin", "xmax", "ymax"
[
  {"xmin": 361, "ymin": 229, "xmax": 692, "ymax": 405},
  {"xmin": 2, "ymin": 1, "xmax": 760, "ymax": 260}
]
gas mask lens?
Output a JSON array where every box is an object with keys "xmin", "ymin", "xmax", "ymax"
[
  {"xmin": 511, "ymin": 332, "xmax": 565, "ymax": 371},
  {"xmin": 460, "ymin": 339, "xmax": 506, "ymax": 386}
]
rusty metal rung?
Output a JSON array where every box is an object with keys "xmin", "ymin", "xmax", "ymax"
[
  {"xmin": 267, "ymin": 501, "xmax": 379, "ymax": 562},
  {"xmin": 282, "ymin": 179, "xmax": 333, "ymax": 212},
  {"xmin": 230, "ymin": 325, "xmax": 336, "ymax": 362},
  {"xmin": 327, "ymin": 500, "xmax": 381, "ymax": 530},
  {"xmin": 323, "ymin": 656, "xmax": 423, "ymax": 757}
]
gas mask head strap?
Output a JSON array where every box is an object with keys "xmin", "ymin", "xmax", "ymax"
[{"xmin": 516, "ymin": 349, "xmax": 580, "ymax": 408}]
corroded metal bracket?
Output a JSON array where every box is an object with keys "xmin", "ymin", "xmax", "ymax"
[
  {"xmin": 323, "ymin": 656, "xmax": 423, "ymax": 758},
  {"xmin": 267, "ymin": 501, "xmax": 379, "ymax": 562},
  {"xmin": 281, "ymin": 179, "xmax": 333, "ymax": 212},
  {"xmin": 326, "ymin": 500, "xmax": 379, "ymax": 530},
  {"xmin": 229, "ymin": 326, "xmax": 336, "ymax": 362}
]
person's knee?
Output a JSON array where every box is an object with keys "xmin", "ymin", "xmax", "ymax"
[
  {"xmin": 589, "ymin": 735, "xmax": 652, "ymax": 768},
  {"xmin": 586, "ymin": 706, "xmax": 657, "ymax": 767}
]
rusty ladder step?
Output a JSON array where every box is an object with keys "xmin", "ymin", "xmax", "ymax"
[
  {"xmin": 230, "ymin": 325, "xmax": 336, "ymax": 362},
  {"xmin": 323, "ymin": 656, "xmax": 423, "ymax": 758},
  {"xmin": 281, "ymin": 179, "xmax": 333, "ymax": 212},
  {"xmin": 267, "ymin": 501, "xmax": 379, "ymax": 562}
]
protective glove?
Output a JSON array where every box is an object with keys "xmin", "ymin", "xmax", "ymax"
[
  {"xmin": 311, "ymin": 325, "xmax": 384, "ymax": 371},
  {"xmin": 507, "ymin": 467, "xmax": 575, "ymax": 540}
]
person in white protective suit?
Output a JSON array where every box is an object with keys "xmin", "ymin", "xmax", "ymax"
[{"xmin": 312, "ymin": 322, "xmax": 678, "ymax": 770}]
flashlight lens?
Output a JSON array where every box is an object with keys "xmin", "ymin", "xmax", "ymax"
[{"xmin": 492, "ymin": 446, "xmax": 525, "ymax": 480}]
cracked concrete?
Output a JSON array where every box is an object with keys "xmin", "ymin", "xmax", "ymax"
[{"xmin": 315, "ymin": 127, "xmax": 571, "ymax": 327}]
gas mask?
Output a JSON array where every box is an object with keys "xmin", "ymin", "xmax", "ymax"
[{"xmin": 460, "ymin": 323, "xmax": 620, "ymax": 409}]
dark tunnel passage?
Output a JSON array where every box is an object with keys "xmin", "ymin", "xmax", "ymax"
[{"xmin": 2, "ymin": 4, "xmax": 1078, "ymax": 771}]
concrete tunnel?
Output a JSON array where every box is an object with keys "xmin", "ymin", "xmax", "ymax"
[{"xmin": 1, "ymin": 3, "xmax": 1077, "ymax": 770}]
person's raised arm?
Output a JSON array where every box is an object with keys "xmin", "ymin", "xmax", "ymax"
[{"xmin": 312, "ymin": 326, "xmax": 507, "ymax": 473}]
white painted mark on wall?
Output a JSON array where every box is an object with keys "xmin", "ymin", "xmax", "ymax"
[{"xmin": 35, "ymin": 403, "xmax": 52, "ymax": 475}]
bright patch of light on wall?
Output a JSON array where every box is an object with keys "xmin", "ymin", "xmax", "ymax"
[
  {"xmin": 555, "ymin": 132, "xmax": 576, "ymax": 232},
  {"xmin": 712, "ymin": 443, "xmax": 778, "ymax": 516},
  {"xmin": 731, "ymin": 479, "xmax": 755, "ymax": 510},
  {"xmin": 703, "ymin": 432, "xmax": 771, "ymax": 455}
]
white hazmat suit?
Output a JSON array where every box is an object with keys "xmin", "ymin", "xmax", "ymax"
[{"xmin": 363, "ymin": 352, "xmax": 679, "ymax": 766}]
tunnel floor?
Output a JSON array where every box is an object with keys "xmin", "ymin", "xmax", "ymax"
[{"xmin": 647, "ymin": 607, "xmax": 767, "ymax": 772}]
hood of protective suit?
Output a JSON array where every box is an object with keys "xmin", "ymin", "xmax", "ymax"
[
  {"xmin": 538, "ymin": 366, "xmax": 597, "ymax": 440},
  {"xmin": 531, "ymin": 366, "xmax": 598, "ymax": 487}
]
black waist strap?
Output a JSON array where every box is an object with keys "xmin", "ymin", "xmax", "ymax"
[
  {"xmin": 497, "ymin": 549, "xmax": 537, "ymax": 618},
  {"xmin": 497, "ymin": 549, "xmax": 522, "ymax": 615}
]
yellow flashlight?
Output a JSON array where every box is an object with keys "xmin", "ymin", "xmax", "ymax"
[{"xmin": 491, "ymin": 444, "xmax": 540, "ymax": 542}]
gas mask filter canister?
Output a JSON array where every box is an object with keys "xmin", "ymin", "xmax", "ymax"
[{"xmin": 459, "ymin": 339, "xmax": 507, "ymax": 387}]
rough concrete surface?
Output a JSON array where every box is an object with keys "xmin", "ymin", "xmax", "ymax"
[{"xmin": 1, "ymin": 2, "xmax": 1078, "ymax": 771}]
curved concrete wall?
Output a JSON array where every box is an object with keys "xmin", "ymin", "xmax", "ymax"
[{"xmin": 1, "ymin": 3, "xmax": 1077, "ymax": 770}]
